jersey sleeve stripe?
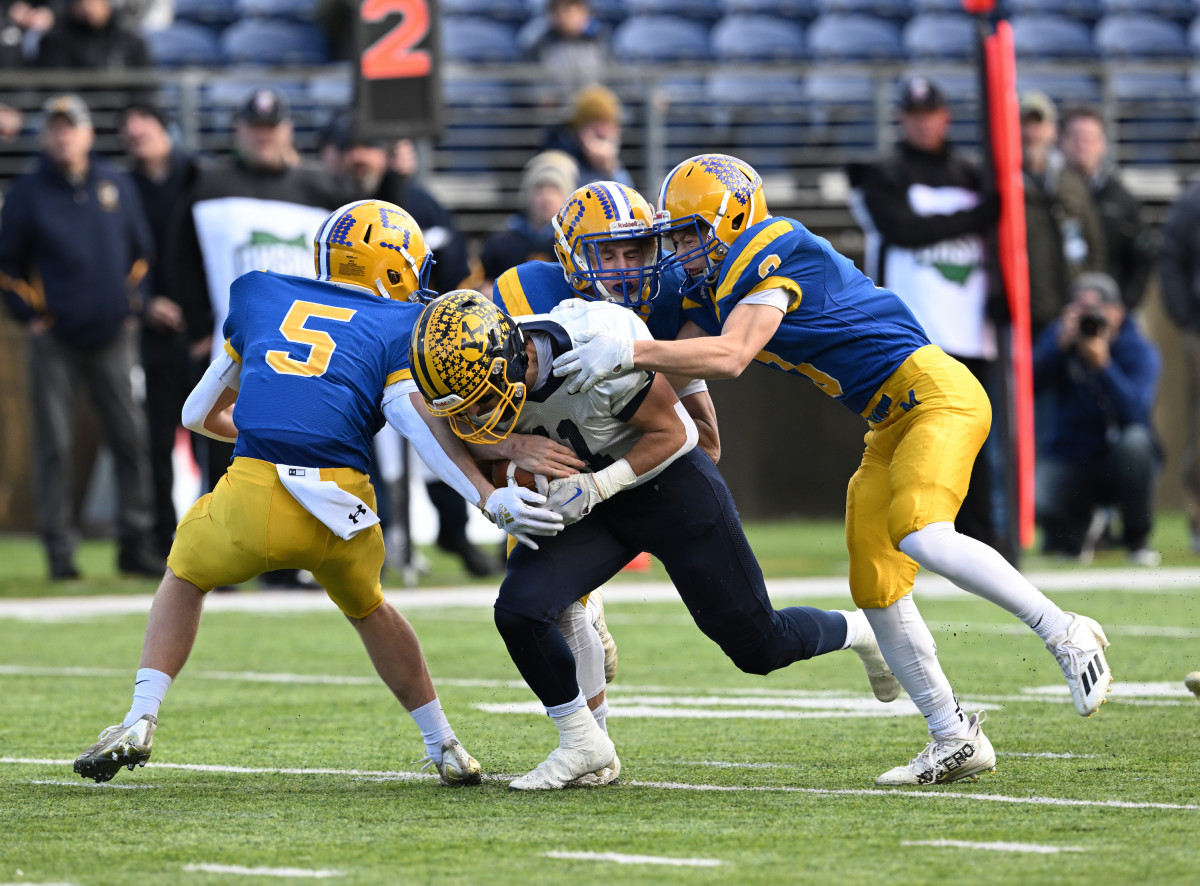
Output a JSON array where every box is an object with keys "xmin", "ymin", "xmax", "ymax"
[
  {"xmin": 750, "ymin": 276, "xmax": 803, "ymax": 311},
  {"xmin": 223, "ymin": 339, "xmax": 241, "ymax": 363},
  {"xmin": 384, "ymin": 368, "xmax": 413, "ymax": 387},
  {"xmin": 614, "ymin": 373, "xmax": 655, "ymax": 422},
  {"xmin": 714, "ymin": 219, "xmax": 795, "ymax": 306},
  {"xmin": 495, "ymin": 270, "xmax": 534, "ymax": 317}
]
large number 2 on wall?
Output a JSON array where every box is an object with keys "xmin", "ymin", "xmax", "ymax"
[
  {"xmin": 266, "ymin": 301, "xmax": 357, "ymax": 378},
  {"xmin": 361, "ymin": 0, "xmax": 431, "ymax": 79}
]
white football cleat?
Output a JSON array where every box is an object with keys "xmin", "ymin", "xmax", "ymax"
[
  {"xmin": 418, "ymin": 738, "xmax": 482, "ymax": 786},
  {"xmin": 510, "ymin": 729, "xmax": 616, "ymax": 791},
  {"xmin": 876, "ymin": 712, "xmax": 996, "ymax": 786},
  {"xmin": 588, "ymin": 589, "xmax": 618, "ymax": 683},
  {"xmin": 74, "ymin": 714, "xmax": 156, "ymax": 783},
  {"xmin": 1185, "ymin": 672, "xmax": 1200, "ymax": 699},
  {"xmin": 569, "ymin": 752, "xmax": 621, "ymax": 787},
  {"xmin": 848, "ymin": 610, "xmax": 901, "ymax": 703},
  {"xmin": 1045, "ymin": 612, "xmax": 1112, "ymax": 717}
]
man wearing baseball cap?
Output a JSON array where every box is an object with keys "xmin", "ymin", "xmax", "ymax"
[
  {"xmin": 849, "ymin": 75, "xmax": 1008, "ymax": 556},
  {"xmin": 0, "ymin": 93, "xmax": 161, "ymax": 579}
]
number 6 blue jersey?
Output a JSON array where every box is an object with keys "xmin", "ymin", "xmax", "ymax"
[
  {"xmin": 681, "ymin": 216, "xmax": 931, "ymax": 417},
  {"xmin": 223, "ymin": 270, "xmax": 420, "ymax": 472}
]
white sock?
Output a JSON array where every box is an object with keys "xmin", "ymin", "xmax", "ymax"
[
  {"xmin": 899, "ymin": 522, "xmax": 1071, "ymax": 641},
  {"xmin": 836, "ymin": 610, "xmax": 860, "ymax": 650},
  {"xmin": 545, "ymin": 690, "xmax": 587, "ymax": 720},
  {"xmin": 409, "ymin": 697, "xmax": 455, "ymax": 763},
  {"xmin": 123, "ymin": 667, "xmax": 172, "ymax": 727},
  {"xmin": 591, "ymin": 699, "xmax": 608, "ymax": 734},
  {"xmin": 557, "ymin": 602, "xmax": 606, "ymax": 700},
  {"xmin": 548, "ymin": 695, "xmax": 603, "ymax": 749},
  {"xmin": 863, "ymin": 596, "xmax": 970, "ymax": 739}
]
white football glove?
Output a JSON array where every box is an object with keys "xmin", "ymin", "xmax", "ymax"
[
  {"xmin": 481, "ymin": 485, "xmax": 563, "ymax": 550},
  {"xmin": 551, "ymin": 331, "xmax": 635, "ymax": 395},
  {"xmin": 545, "ymin": 473, "xmax": 605, "ymax": 525}
]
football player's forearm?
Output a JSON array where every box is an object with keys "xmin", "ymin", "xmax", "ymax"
[
  {"xmin": 182, "ymin": 353, "xmax": 240, "ymax": 442},
  {"xmin": 680, "ymin": 392, "xmax": 720, "ymax": 464},
  {"xmin": 389, "ymin": 392, "xmax": 494, "ymax": 507}
]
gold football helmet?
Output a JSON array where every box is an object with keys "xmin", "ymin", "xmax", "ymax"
[
  {"xmin": 654, "ymin": 154, "xmax": 768, "ymax": 290},
  {"xmin": 409, "ymin": 290, "xmax": 529, "ymax": 443},
  {"xmin": 313, "ymin": 199, "xmax": 435, "ymax": 302},
  {"xmin": 552, "ymin": 181, "xmax": 660, "ymax": 313}
]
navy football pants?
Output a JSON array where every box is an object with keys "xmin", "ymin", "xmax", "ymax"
[{"xmin": 494, "ymin": 449, "xmax": 849, "ymax": 707}]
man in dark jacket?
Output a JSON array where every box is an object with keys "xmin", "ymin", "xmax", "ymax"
[
  {"xmin": 1158, "ymin": 179, "xmax": 1200, "ymax": 552},
  {"xmin": 0, "ymin": 94, "xmax": 159, "ymax": 579},
  {"xmin": 1034, "ymin": 273, "xmax": 1161, "ymax": 565},
  {"xmin": 850, "ymin": 76, "xmax": 1004, "ymax": 553},
  {"xmin": 120, "ymin": 100, "xmax": 200, "ymax": 558},
  {"xmin": 35, "ymin": 0, "xmax": 148, "ymax": 69},
  {"xmin": 1020, "ymin": 91, "xmax": 1107, "ymax": 338},
  {"xmin": 1060, "ymin": 105, "xmax": 1155, "ymax": 311}
]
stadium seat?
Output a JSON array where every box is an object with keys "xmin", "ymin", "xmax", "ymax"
[
  {"xmin": 220, "ymin": 20, "xmax": 331, "ymax": 65},
  {"xmin": 1004, "ymin": 0, "xmax": 1103, "ymax": 22},
  {"xmin": 1095, "ymin": 14, "xmax": 1187, "ymax": 59},
  {"xmin": 911, "ymin": 0, "xmax": 972, "ymax": 12},
  {"xmin": 173, "ymin": 0, "xmax": 237, "ymax": 26},
  {"xmin": 706, "ymin": 73, "xmax": 806, "ymax": 170},
  {"xmin": 1016, "ymin": 72, "xmax": 1100, "ymax": 105},
  {"xmin": 612, "ymin": 16, "xmax": 711, "ymax": 63},
  {"xmin": 1010, "ymin": 14, "xmax": 1096, "ymax": 60},
  {"xmin": 440, "ymin": 77, "xmax": 520, "ymax": 172},
  {"xmin": 717, "ymin": 0, "xmax": 818, "ymax": 21},
  {"xmin": 307, "ymin": 66, "xmax": 355, "ymax": 108},
  {"xmin": 815, "ymin": 0, "xmax": 913, "ymax": 21},
  {"xmin": 144, "ymin": 21, "xmax": 224, "ymax": 67},
  {"xmin": 236, "ymin": 0, "xmax": 321, "ymax": 21},
  {"xmin": 625, "ymin": 0, "xmax": 723, "ymax": 24},
  {"xmin": 1101, "ymin": 0, "xmax": 1192, "ymax": 21},
  {"xmin": 1112, "ymin": 71, "xmax": 1192, "ymax": 165},
  {"xmin": 707, "ymin": 71, "xmax": 803, "ymax": 107},
  {"xmin": 710, "ymin": 15, "xmax": 805, "ymax": 63},
  {"xmin": 804, "ymin": 72, "xmax": 880, "ymax": 153},
  {"xmin": 808, "ymin": 14, "xmax": 904, "ymax": 60},
  {"xmin": 441, "ymin": 0, "xmax": 530, "ymax": 24},
  {"xmin": 1186, "ymin": 18, "xmax": 1200, "ymax": 57},
  {"xmin": 902, "ymin": 13, "xmax": 978, "ymax": 60},
  {"xmin": 441, "ymin": 17, "xmax": 521, "ymax": 63}
]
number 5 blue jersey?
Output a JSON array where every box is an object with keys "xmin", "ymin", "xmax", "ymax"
[
  {"xmin": 680, "ymin": 217, "xmax": 930, "ymax": 417},
  {"xmin": 493, "ymin": 258, "xmax": 694, "ymax": 340},
  {"xmin": 223, "ymin": 270, "xmax": 420, "ymax": 472}
]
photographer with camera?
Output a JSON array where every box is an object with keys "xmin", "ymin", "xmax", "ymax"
[{"xmin": 1034, "ymin": 273, "xmax": 1162, "ymax": 565}]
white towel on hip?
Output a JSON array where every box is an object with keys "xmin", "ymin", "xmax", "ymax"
[{"xmin": 276, "ymin": 465, "xmax": 380, "ymax": 540}]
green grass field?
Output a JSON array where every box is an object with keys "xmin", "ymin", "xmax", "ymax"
[{"xmin": 2, "ymin": 522, "xmax": 1198, "ymax": 886}]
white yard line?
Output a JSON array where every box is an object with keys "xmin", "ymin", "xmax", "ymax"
[
  {"xmin": 901, "ymin": 840, "xmax": 1082, "ymax": 854},
  {"xmin": 5, "ymin": 758, "xmax": 1197, "ymax": 812},
  {"xmin": 28, "ymin": 779, "xmax": 155, "ymax": 789},
  {"xmin": 3, "ymin": 566, "xmax": 1200, "ymax": 621},
  {"xmin": 181, "ymin": 864, "xmax": 344, "ymax": 878},
  {"xmin": 544, "ymin": 851, "xmax": 723, "ymax": 867}
]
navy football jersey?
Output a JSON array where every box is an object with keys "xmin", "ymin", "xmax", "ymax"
[
  {"xmin": 493, "ymin": 259, "xmax": 693, "ymax": 341},
  {"xmin": 223, "ymin": 270, "xmax": 420, "ymax": 473},
  {"xmin": 679, "ymin": 217, "xmax": 931, "ymax": 416}
]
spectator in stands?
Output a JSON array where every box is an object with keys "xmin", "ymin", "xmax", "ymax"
[
  {"xmin": 165, "ymin": 88, "xmax": 349, "ymax": 587},
  {"xmin": 120, "ymin": 101, "xmax": 200, "ymax": 559},
  {"xmin": 520, "ymin": 0, "xmax": 608, "ymax": 96},
  {"xmin": 35, "ymin": 0, "xmax": 149, "ymax": 69},
  {"xmin": 1020, "ymin": 91, "xmax": 1106, "ymax": 338},
  {"xmin": 0, "ymin": 102, "xmax": 21, "ymax": 139},
  {"xmin": 324, "ymin": 115, "xmax": 500, "ymax": 577},
  {"xmin": 478, "ymin": 149, "xmax": 578, "ymax": 293},
  {"xmin": 542, "ymin": 85, "xmax": 632, "ymax": 187},
  {"xmin": 849, "ymin": 76, "xmax": 1005, "ymax": 555},
  {"xmin": 1034, "ymin": 273, "xmax": 1161, "ymax": 566},
  {"xmin": 1158, "ymin": 179, "xmax": 1200, "ymax": 554},
  {"xmin": 1, "ymin": 1, "xmax": 55, "ymax": 67},
  {"xmin": 1060, "ymin": 105, "xmax": 1155, "ymax": 312},
  {"xmin": 0, "ymin": 94, "xmax": 161, "ymax": 580}
]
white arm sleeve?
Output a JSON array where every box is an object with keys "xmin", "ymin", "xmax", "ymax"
[
  {"xmin": 381, "ymin": 380, "xmax": 484, "ymax": 505},
  {"xmin": 739, "ymin": 287, "xmax": 790, "ymax": 311},
  {"xmin": 674, "ymin": 378, "xmax": 708, "ymax": 398},
  {"xmin": 181, "ymin": 351, "xmax": 241, "ymax": 441}
]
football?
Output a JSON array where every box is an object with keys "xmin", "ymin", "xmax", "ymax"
[{"xmin": 486, "ymin": 458, "xmax": 540, "ymax": 491}]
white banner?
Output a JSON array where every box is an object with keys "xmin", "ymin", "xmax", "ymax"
[{"xmin": 192, "ymin": 196, "xmax": 330, "ymax": 362}]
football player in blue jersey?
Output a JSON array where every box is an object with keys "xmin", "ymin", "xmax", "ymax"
[
  {"xmin": 411, "ymin": 289, "xmax": 900, "ymax": 790},
  {"xmin": 73, "ymin": 199, "xmax": 570, "ymax": 786},
  {"xmin": 552, "ymin": 154, "xmax": 1114, "ymax": 786}
]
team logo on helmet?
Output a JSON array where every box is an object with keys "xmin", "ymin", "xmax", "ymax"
[{"xmin": 313, "ymin": 199, "xmax": 436, "ymax": 302}]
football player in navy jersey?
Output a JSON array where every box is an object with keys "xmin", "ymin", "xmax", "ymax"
[
  {"xmin": 411, "ymin": 288, "xmax": 901, "ymax": 790},
  {"xmin": 73, "ymin": 200, "xmax": 570, "ymax": 786},
  {"xmin": 552, "ymin": 154, "xmax": 1114, "ymax": 786}
]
